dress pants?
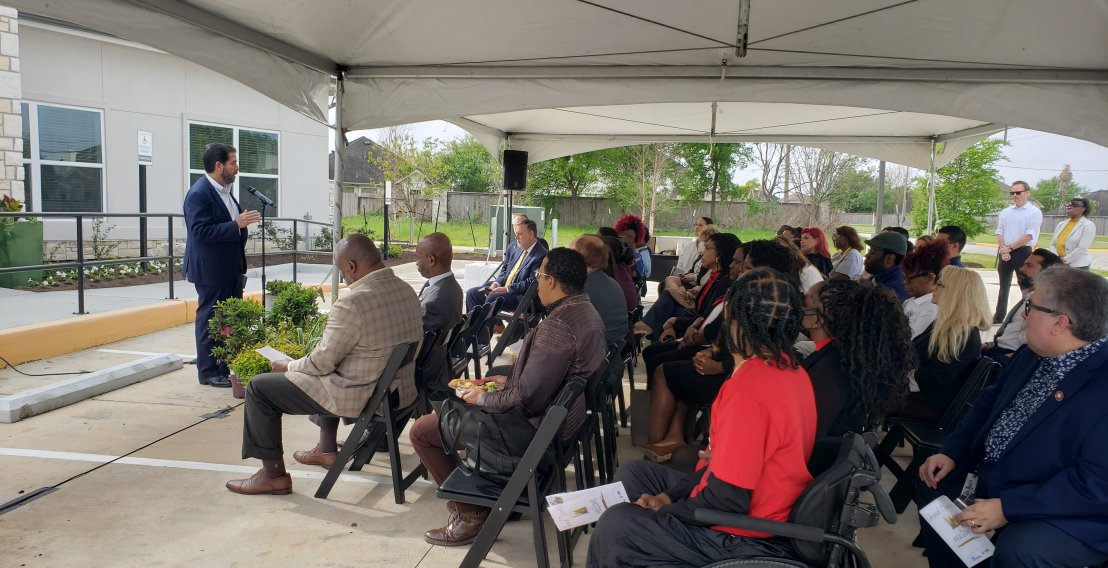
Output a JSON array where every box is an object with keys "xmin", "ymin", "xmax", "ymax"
[
  {"xmin": 465, "ymin": 286, "xmax": 521, "ymax": 313},
  {"xmin": 241, "ymin": 372, "xmax": 332, "ymax": 461},
  {"xmin": 587, "ymin": 461, "xmax": 794, "ymax": 568},
  {"xmin": 994, "ymin": 246, "xmax": 1031, "ymax": 321},
  {"xmin": 194, "ymin": 277, "xmax": 245, "ymax": 380},
  {"xmin": 410, "ymin": 412, "xmax": 488, "ymax": 516},
  {"xmin": 914, "ymin": 473, "xmax": 1108, "ymax": 567}
]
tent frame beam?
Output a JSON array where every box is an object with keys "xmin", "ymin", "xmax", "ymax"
[
  {"xmin": 346, "ymin": 65, "xmax": 1107, "ymax": 84},
  {"xmin": 503, "ymin": 133, "xmax": 963, "ymax": 144}
]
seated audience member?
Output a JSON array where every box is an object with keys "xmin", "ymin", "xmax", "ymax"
[
  {"xmin": 917, "ymin": 267, "xmax": 1108, "ymax": 568},
  {"xmin": 637, "ymin": 239, "xmax": 792, "ymax": 461},
  {"xmin": 411, "ymin": 248, "xmax": 606, "ymax": 546},
  {"xmin": 777, "ymin": 224, "xmax": 802, "ymax": 248},
  {"xmin": 597, "ymin": 226, "xmax": 619, "ymax": 238},
  {"xmin": 936, "ymin": 225, "xmax": 967, "ymax": 267},
  {"xmin": 588, "ymin": 267, "xmax": 815, "ymax": 567},
  {"xmin": 602, "ymin": 235, "xmax": 639, "ymax": 311},
  {"xmin": 900, "ymin": 239, "xmax": 951, "ymax": 338},
  {"xmin": 894, "ymin": 266, "xmax": 990, "ymax": 422},
  {"xmin": 615, "ymin": 213, "xmax": 652, "ymax": 288},
  {"xmin": 661, "ymin": 225, "xmax": 720, "ymax": 308},
  {"xmin": 882, "ymin": 225, "xmax": 914, "ymax": 255},
  {"xmin": 982, "ymin": 248, "xmax": 1063, "ymax": 364},
  {"xmin": 801, "ymin": 281, "xmax": 913, "ymax": 440},
  {"xmin": 1049, "ymin": 197, "xmax": 1096, "ymax": 270},
  {"xmin": 829, "ymin": 226, "xmax": 865, "ymax": 279},
  {"xmin": 800, "ymin": 227, "xmax": 834, "ymax": 277},
  {"xmin": 863, "ymin": 231, "xmax": 910, "ymax": 301},
  {"xmin": 674, "ymin": 216, "xmax": 713, "ymax": 274},
  {"xmin": 634, "ymin": 233, "xmax": 737, "ymax": 341},
  {"xmin": 777, "ymin": 235, "xmax": 824, "ymax": 292},
  {"xmin": 415, "ymin": 232, "xmax": 464, "ymax": 394},
  {"xmin": 225, "ymin": 234, "xmax": 422, "ymax": 495},
  {"xmin": 574, "ymin": 235, "xmax": 633, "ymax": 344},
  {"xmin": 465, "ymin": 219, "xmax": 546, "ymax": 312}
]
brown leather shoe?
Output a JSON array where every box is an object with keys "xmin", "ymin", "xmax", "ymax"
[
  {"xmin": 424, "ymin": 508, "xmax": 488, "ymax": 546},
  {"xmin": 293, "ymin": 445, "xmax": 338, "ymax": 469},
  {"xmin": 226, "ymin": 469, "xmax": 292, "ymax": 495}
]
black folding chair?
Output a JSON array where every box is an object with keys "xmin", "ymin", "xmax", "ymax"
[
  {"xmin": 437, "ymin": 375, "xmax": 590, "ymax": 568},
  {"xmin": 588, "ymin": 340, "xmax": 625, "ymax": 485},
  {"xmin": 467, "ymin": 298, "xmax": 502, "ymax": 380},
  {"xmin": 697, "ymin": 433, "xmax": 898, "ymax": 568},
  {"xmin": 876, "ymin": 356, "xmax": 1001, "ymax": 512},
  {"xmin": 314, "ymin": 341, "xmax": 426, "ymax": 504},
  {"xmin": 448, "ymin": 311, "xmax": 478, "ymax": 380},
  {"xmin": 489, "ymin": 280, "xmax": 541, "ymax": 365},
  {"xmin": 413, "ymin": 328, "xmax": 446, "ymax": 418},
  {"xmin": 616, "ymin": 305, "xmax": 645, "ymax": 427}
]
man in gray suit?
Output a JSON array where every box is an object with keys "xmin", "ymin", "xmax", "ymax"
[{"xmin": 416, "ymin": 233, "xmax": 464, "ymax": 393}]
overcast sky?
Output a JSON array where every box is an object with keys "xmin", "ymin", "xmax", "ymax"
[{"xmin": 352, "ymin": 123, "xmax": 1108, "ymax": 193}]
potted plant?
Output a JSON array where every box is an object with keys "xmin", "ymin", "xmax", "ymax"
[
  {"xmin": 227, "ymin": 330, "xmax": 308, "ymax": 398},
  {"xmin": 208, "ymin": 296, "xmax": 266, "ymax": 375},
  {"xmin": 270, "ymin": 285, "xmax": 323, "ymax": 327},
  {"xmin": 0, "ymin": 196, "xmax": 44, "ymax": 288},
  {"xmin": 263, "ymin": 279, "xmax": 300, "ymax": 311}
]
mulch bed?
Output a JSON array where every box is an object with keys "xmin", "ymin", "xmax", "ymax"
[{"xmin": 14, "ymin": 249, "xmax": 493, "ymax": 293}]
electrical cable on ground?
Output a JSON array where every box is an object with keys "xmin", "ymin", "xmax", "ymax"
[{"xmin": 0, "ymin": 353, "xmax": 90, "ymax": 377}]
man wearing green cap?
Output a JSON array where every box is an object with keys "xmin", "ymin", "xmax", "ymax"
[{"xmin": 863, "ymin": 231, "xmax": 909, "ymax": 301}]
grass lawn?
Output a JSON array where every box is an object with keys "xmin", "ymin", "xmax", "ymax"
[
  {"xmin": 962, "ymin": 251, "xmax": 1108, "ymax": 277},
  {"xmin": 967, "ymin": 232, "xmax": 1108, "ymax": 250},
  {"xmin": 342, "ymin": 215, "xmax": 776, "ymax": 249}
]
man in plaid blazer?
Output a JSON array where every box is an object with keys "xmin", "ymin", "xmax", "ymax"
[{"xmin": 226, "ymin": 233, "xmax": 422, "ymax": 495}]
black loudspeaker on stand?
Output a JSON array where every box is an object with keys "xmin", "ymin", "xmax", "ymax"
[{"xmin": 502, "ymin": 150, "xmax": 527, "ymax": 253}]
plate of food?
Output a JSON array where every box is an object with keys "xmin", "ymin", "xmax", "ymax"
[{"xmin": 449, "ymin": 378, "xmax": 499, "ymax": 397}]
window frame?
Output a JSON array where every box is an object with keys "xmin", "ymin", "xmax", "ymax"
[
  {"xmin": 21, "ymin": 101, "xmax": 106, "ymax": 213},
  {"xmin": 186, "ymin": 120, "xmax": 281, "ymax": 215}
]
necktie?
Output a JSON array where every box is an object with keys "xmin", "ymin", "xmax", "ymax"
[
  {"xmin": 503, "ymin": 248, "xmax": 529, "ymax": 288},
  {"xmin": 996, "ymin": 298, "xmax": 1026, "ymax": 338},
  {"xmin": 419, "ymin": 281, "xmax": 430, "ymax": 297}
]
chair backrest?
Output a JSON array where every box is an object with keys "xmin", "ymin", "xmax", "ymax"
[
  {"xmin": 445, "ymin": 313, "xmax": 472, "ymax": 357},
  {"xmin": 471, "ymin": 298, "xmax": 502, "ymax": 348},
  {"xmin": 936, "ymin": 356, "xmax": 1001, "ymax": 431},
  {"xmin": 490, "ymin": 281, "xmax": 540, "ymax": 361},
  {"xmin": 584, "ymin": 343, "xmax": 622, "ymax": 413},
  {"xmin": 786, "ymin": 433, "xmax": 876, "ymax": 564},
  {"xmin": 357, "ymin": 341, "xmax": 420, "ymax": 418},
  {"xmin": 415, "ymin": 329, "xmax": 443, "ymax": 369}
]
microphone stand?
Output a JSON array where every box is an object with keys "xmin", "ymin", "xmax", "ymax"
[{"xmin": 259, "ymin": 201, "xmax": 268, "ymax": 297}]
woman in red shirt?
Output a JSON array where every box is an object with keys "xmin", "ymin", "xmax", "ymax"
[{"xmin": 588, "ymin": 267, "xmax": 818, "ymax": 567}]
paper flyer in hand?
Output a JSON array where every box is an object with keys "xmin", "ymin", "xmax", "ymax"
[
  {"xmin": 545, "ymin": 482, "xmax": 629, "ymax": 531},
  {"xmin": 255, "ymin": 345, "xmax": 290, "ymax": 363},
  {"xmin": 919, "ymin": 496, "xmax": 995, "ymax": 567}
]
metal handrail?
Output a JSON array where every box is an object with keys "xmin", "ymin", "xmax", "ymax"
[{"xmin": 0, "ymin": 212, "xmax": 334, "ymax": 315}]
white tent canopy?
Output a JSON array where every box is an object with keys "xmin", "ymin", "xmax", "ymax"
[{"xmin": 9, "ymin": 0, "xmax": 1107, "ymax": 170}]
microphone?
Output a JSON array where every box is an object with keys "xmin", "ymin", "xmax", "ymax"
[{"xmin": 246, "ymin": 186, "xmax": 274, "ymax": 207}]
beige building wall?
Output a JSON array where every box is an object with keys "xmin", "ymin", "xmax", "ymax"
[{"xmin": 0, "ymin": 6, "xmax": 22, "ymax": 202}]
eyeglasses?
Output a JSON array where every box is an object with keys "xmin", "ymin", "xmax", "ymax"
[
  {"xmin": 935, "ymin": 279, "xmax": 945, "ymax": 288},
  {"xmin": 535, "ymin": 270, "xmax": 550, "ymax": 279},
  {"xmin": 801, "ymin": 307, "xmax": 823, "ymax": 318},
  {"xmin": 906, "ymin": 272, "xmax": 932, "ymax": 281},
  {"xmin": 1009, "ymin": 190, "xmax": 1026, "ymax": 196},
  {"xmin": 703, "ymin": 245, "xmax": 717, "ymax": 251},
  {"xmin": 1066, "ymin": 203, "xmax": 1085, "ymax": 208},
  {"xmin": 1024, "ymin": 300, "xmax": 1062, "ymax": 317}
]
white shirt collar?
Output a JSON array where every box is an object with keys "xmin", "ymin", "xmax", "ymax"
[
  {"xmin": 906, "ymin": 292, "xmax": 934, "ymax": 307},
  {"xmin": 425, "ymin": 271, "xmax": 453, "ymax": 287},
  {"xmin": 206, "ymin": 173, "xmax": 232, "ymax": 195}
]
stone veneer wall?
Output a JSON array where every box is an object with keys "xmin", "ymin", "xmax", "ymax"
[{"xmin": 0, "ymin": 7, "xmax": 21, "ymax": 202}]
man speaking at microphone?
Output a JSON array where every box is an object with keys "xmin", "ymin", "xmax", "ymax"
[{"xmin": 183, "ymin": 143, "xmax": 261, "ymax": 388}]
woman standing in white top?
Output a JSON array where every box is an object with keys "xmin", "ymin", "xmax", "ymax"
[
  {"xmin": 1049, "ymin": 197, "xmax": 1096, "ymax": 270},
  {"xmin": 829, "ymin": 225, "xmax": 865, "ymax": 279}
]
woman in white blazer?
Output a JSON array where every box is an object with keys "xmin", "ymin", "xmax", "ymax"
[{"xmin": 1049, "ymin": 197, "xmax": 1096, "ymax": 269}]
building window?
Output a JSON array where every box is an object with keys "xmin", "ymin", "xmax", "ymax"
[
  {"xmin": 20, "ymin": 102, "xmax": 105, "ymax": 213},
  {"xmin": 188, "ymin": 122, "xmax": 279, "ymax": 214}
]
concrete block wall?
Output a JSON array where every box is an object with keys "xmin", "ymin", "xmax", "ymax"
[{"xmin": 0, "ymin": 7, "xmax": 22, "ymax": 202}]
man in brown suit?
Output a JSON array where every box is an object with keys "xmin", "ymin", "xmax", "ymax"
[{"xmin": 226, "ymin": 233, "xmax": 422, "ymax": 495}]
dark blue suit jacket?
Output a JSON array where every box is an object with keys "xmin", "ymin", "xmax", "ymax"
[
  {"xmin": 493, "ymin": 242, "xmax": 547, "ymax": 296},
  {"xmin": 940, "ymin": 342, "xmax": 1108, "ymax": 552},
  {"xmin": 182, "ymin": 176, "xmax": 248, "ymax": 286}
]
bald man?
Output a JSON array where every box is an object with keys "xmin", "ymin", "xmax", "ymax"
[
  {"xmin": 573, "ymin": 235, "xmax": 631, "ymax": 344},
  {"xmin": 226, "ymin": 234, "xmax": 422, "ymax": 495},
  {"xmin": 416, "ymin": 233, "xmax": 463, "ymax": 393}
]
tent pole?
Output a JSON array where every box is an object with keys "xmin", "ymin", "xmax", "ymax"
[
  {"xmin": 331, "ymin": 73, "xmax": 345, "ymax": 302},
  {"xmin": 876, "ymin": 160, "xmax": 886, "ymax": 230},
  {"xmin": 926, "ymin": 140, "xmax": 937, "ymax": 235}
]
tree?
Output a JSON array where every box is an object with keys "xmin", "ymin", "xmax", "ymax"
[
  {"xmin": 527, "ymin": 152, "xmax": 606, "ymax": 200},
  {"xmin": 751, "ymin": 143, "xmax": 789, "ymax": 201},
  {"xmin": 670, "ymin": 143, "xmax": 753, "ymax": 216},
  {"xmin": 599, "ymin": 144, "xmax": 676, "ymax": 232},
  {"xmin": 1032, "ymin": 176, "xmax": 1089, "ymax": 214},
  {"xmin": 440, "ymin": 136, "xmax": 499, "ymax": 193},
  {"xmin": 910, "ymin": 138, "xmax": 1007, "ymax": 238},
  {"xmin": 367, "ymin": 126, "xmax": 447, "ymax": 241},
  {"xmin": 792, "ymin": 147, "xmax": 860, "ymax": 224}
]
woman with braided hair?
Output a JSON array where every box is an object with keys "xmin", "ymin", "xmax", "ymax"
[
  {"xmin": 589, "ymin": 267, "xmax": 817, "ymax": 567},
  {"xmin": 800, "ymin": 280, "xmax": 914, "ymax": 442}
]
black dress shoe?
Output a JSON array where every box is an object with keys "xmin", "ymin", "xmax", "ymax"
[{"xmin": 200, "ymin": 375, "xmax": 232, "ymax": 388}]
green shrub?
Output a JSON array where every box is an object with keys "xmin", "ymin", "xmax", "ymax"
[
  {"xmin": 386, "ymin": 244, "xmax": 403, "ymax": 258},
  {"xmin": 265, "ymin": 279, "xmax": 300, "ymax": 296},
  {"xmin": 271, "ymin": 286, "xmax": 322, "ymax": 328},
  {"xmin": 208, "ymin": 297, "xmax": 266, "ymax": 366},
  {"xmin": 229, "ymin": 349, "xmax": 272, "ymax": 386}
]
